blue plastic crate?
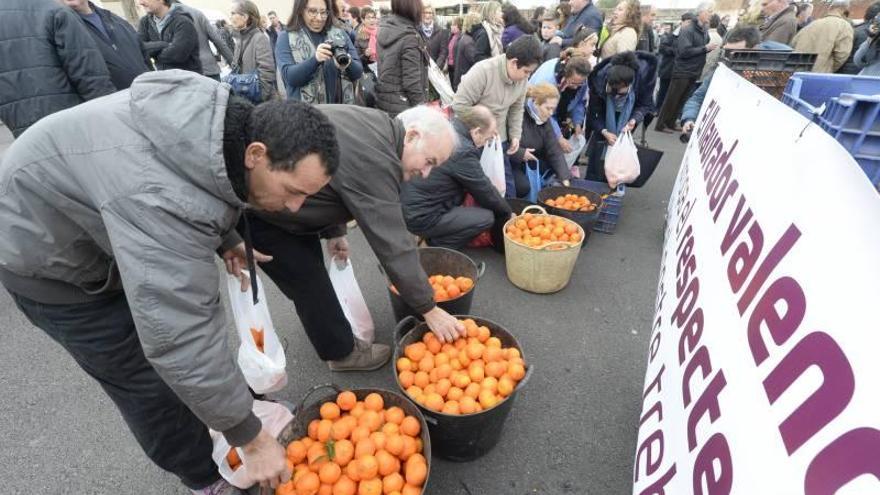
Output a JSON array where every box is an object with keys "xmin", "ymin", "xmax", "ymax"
[
  {"xmin": 782, "ymin": 73, "xmax": 880, "ymax": 120},
  {"xmin": 570, "ymin": 179, "xmax": 625, "ymax": 234},
  {"xmin": 818, "ymin": 93, "xmax": 880, "ymax": 189}
]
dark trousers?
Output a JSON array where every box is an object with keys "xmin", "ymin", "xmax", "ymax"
[
  {"xmin": 241, "ymin": 215, "xmax": 354, "ymax": 361},
  {"xmin": 655, "ymin": 77, "xmax": 671, "ymax": 110},
  {"xmin": 655, "ymin": 77, "xmax": 696, "ymax": 130},
  {"xmin": 512, "ymin": 162, "xmax": 531, "ymax": 198},
  {"xmin": 9, "ymin": 291, "xmax": 219, "ymax": 490},
  {"xmin": 420, "ymin": 206, "xmax": 495, "ymax": 249}
]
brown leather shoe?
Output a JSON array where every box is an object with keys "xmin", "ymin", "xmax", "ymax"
[{"xmin": 328, "ymin": 339, "xmax": 391, "ymax": 372}]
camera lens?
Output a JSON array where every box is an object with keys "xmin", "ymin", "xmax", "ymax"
[{"xmin": 335, "ymin": 50, "xmax": 351, "ymax": 66}]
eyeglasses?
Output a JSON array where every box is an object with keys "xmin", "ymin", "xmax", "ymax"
[{"xmin": 306, "ymin": 8, "xmax": 330, "ymax": 18}]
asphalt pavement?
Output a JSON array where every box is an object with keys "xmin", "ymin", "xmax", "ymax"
[{"xmin": 0, "ymin": 122, "xmax": 685, "ymax": 494}]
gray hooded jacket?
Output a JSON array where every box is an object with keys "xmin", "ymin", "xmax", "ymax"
[{"xmin": 0, "ymin": 71, "xmax": 260, "ymax": 445}]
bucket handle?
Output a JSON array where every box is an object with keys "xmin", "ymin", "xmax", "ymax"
[
  {"xmin": 422, "ymin": 415, "xmax": 438, "ymax": 426},
  {"xmin": 475, "ymin": 261, "xmax": 486, "ymax": 279},
  {"xmin": 521, "ymin": 205, "xmax": 548, "ymax": 216},
  {"xmin": 295, "ymin": 383, "xmax": 342, "ymax": 417},
  {"xmin": 393, "ymin": 315, "xmax": 421, "ymax": 350},
  {"xmin": 540, "ymin": 241, "xmax": 576, "ymax": 251}
]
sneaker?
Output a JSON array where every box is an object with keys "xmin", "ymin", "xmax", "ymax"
[
  {"xmin": 328, "ymin": 339, "xmax": 391, "ymax": 372},
  {"xmin": 190, "ymin": 478, "xmax": 244, "ymax": 495}
]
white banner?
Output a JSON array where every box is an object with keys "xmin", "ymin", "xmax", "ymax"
[{"xmin": 632, "ymin": 65, "xmax": 880, "ymax": 495}]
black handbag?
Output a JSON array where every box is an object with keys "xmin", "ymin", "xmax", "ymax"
[{"xmin": 355, "ymin": 68, "xmax": 377, "ymax": 108}]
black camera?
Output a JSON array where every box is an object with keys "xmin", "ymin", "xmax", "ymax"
[
  {"xmin": 328, "ymin": 34, "xmax": 351, "ymax": 66},
  {"xmin": 871, "ymin": 16, "xmax": 880, "ymax": 37}
]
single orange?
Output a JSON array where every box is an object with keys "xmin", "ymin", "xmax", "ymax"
[
  {"xmin": 400, "ymin": 416, "xmax": 420, "ymax": 437},
  {"xmin": 319, "ymin": 463, "xmax": 342, "ymax": 484},
  {"xmin": 333, "ymin": 439, "xmax": 355, "ymax": 467}
]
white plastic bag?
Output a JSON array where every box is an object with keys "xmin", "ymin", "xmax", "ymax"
[
  {"xmin": 563, "ymin": 133, "xmax": 587, "ymax": 169},
  {"xmin": 480, "ymin": 137, "xmax": 506, "ymax": 195},
  {"xmin": 211, "ymin": 400, "xmax": 294, "ymax": 489},
  {"xmin": 226, "ymin": 271, "xmax": 287, "ymax": 394},
  {"xmin": 328, "ymin": 257, "xmax": 375, "ymax": 344},
  {"xmin": 604, "ymin": 130, "xmax": 641, "ymax": 188},
  {"xmin": 425, "ymin": 53, "xmax": 454, "ymax": 106}
]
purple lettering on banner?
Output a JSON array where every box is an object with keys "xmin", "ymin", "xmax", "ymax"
[
  {"xmin": 706, "ymin": 142, "xmax": 739, "ymax": 197},
  {"xmin": 643, "ymin": 365, "xmax": 666, "ymax": 400},
  {"xmin": 720, "ymin": 196, "xmax": 753, "ymax": 256},
  {"xmin": 638, "ymin": 463, "xmax": 678, "ymax": 495},
  {"xmin": 687, "ymin": 371, "xmax": 728, "ymax": 451},
  {"xmin": 703, "ymin": 140, "xmax": 725, "ymax": 179},
  {"xmin": 678, "ymin": 308, "xmax": 704, "ymax": 365},
  {"xmin": 805, "ymin": 428, "xmax": 880, "ymax": 495},
  {"xmin": 708, "ymin": 165, "xmax": 733, "ymax": 215},
  {"xmin": 727, "ymin": 223, "xmax": 764, "ymax": 294},
  {"xmin": 737, "ymin": 224, "xmax": 801, "ymax": 314},
  {"xmin": 639, "ymin": 401, "xmax": 663, "ymax": 427},
  {"xmin": 763, "ymin": 331, "xmax": 856, "ymax": 455},
  {"xmin": 635, "ymin": 430, "xmax": 665, "ymax": 482},
  {"xmin": 747, "ymin": 276, "xmax": 807, "ymax": 366},
  {"xmin": 682, "ymin": 346, "xmax": 711, "ymax": 408},
  {"xmin": 677, "ymin": 224, "xmax": 693, "ymax": 254},
  {"xmin": 649, "ymin": 330, "xmax": 662, "ymax": 362},
  {"xmin": 673, "ymin": 277, "xmax": 700, "ymax": 329},
  {"xmin": 677, "ymin": 255, "xmax": 697, "ymax": 297},
  {"xmin": 692, "ymin": 433, "xmax": 733, "ymax": 495},
  {"xmin": 711, "ymin": 180, "xmax": 739, "ymax": 224}
]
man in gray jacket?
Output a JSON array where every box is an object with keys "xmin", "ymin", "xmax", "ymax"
[
  {"xmin": 176, "ymin": 1, "xmax": 236, "ymax": 79},
  {"xmin": 240, "ymin": 104, "xmax": 464, "ymax": 372},
  {"xmin": 0, "ymin": 71, "xmax": 338, "ymax": 494}
]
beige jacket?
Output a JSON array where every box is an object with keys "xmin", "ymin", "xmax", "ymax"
[
  {"xmin": 792, "ymin": 12, "xmax": 854, "ymax": 73},
  {"xmin": 600, "ymin": 26, "xmax": 639, "ymax": 59},
  {"xmin": 452, "ymin": 54, "xmax": 528, "ymax": 142}
]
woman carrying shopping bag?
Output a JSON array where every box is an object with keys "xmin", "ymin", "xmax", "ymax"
[{"xmin": 585, "ymin": 51, "xmax": 656, "ymax": 182}]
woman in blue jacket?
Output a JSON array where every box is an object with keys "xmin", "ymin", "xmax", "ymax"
[
  {"xmin": 275, "ymin": 0, "xmax": 363, "ymax": 103},
  {"xmin": 584, "ymin": 51, "xmax": 657, "ymax": 182}
]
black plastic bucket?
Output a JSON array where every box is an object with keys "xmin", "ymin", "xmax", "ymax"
[
  {"xmin": 537, "ymin": 185, "xmax": 603, "ymax": 245},
  {"xmin": 385, "ymin": 247, "xmax": 485, "ymax": 322},
  {"xmin": 276, "ymin": 384, "xmax": 433, "ymax": 487},
  {"xmin": 392, "ymin": 315, "xmax": 533, "ymax": 462}
]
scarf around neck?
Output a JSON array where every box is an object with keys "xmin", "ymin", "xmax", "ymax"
[{"xmin": 483, "ymin": 21, "xmax": 503, "ymax": 56}]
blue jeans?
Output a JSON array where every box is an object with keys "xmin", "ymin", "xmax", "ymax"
[{"xmin": 8, "ymin": 291, "xmax": 220, "ymax": 490}]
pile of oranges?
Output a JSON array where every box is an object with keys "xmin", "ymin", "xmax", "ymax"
[
  {"xmin": 396, "ymin": 319, "xmax": 527, "ymax": 415},
  {"xmin": 544, "ymin": 193, "xmax": 597, "ymax": 212},
  {"xmin": 504, "ymin": 212, "xmax": 582, "ymax": 249},
  {"xmin": 391, "ymin": 274, "xmax": 474, "ymax": 303},
  {"xmin": 276, "ymin": 391, "xmax": 427, "ymax": 495},
  {"xmin": 250, "ymin": 326, "xmax": 265, "ymax": 353}
]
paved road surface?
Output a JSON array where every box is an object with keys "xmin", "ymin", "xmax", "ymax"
[{"xmin": 0, "ymin": 122, "xmax": 685, "ymax": 494}]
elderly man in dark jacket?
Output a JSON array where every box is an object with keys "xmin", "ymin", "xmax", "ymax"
[
  {"xmin": 138, "ymin": 0, "xmax": 202, "ymax": 73},
  {"xmin": 560, "ymin": 0, "xmax": 604, "ymax": 47},
  {"xmin": 759, "ymin": 0, "xmax": 799, "ymax": 46},
  {"xmin": 237, "ymin": 104, "xmax": 465, "ymax": 372},
  {"xmin": 655, "ymin": 4, "xmax": 717, "ymax": 132},
  {"xmin": 0, "ymin": 0, "xmax": 115, "ymax": 137},
  {"xmin": 64, "ymin": 0, "xmax": 151, "ymax": 89},
  {"xmin": 402, "ymin": 105, "xmax": 512, "ymax": 249}
]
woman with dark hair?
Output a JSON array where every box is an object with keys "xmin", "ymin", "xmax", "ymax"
[
  {"xmin": 509, "ymin": 83, "xmax": 571, "ymax": 198},
  {"xmin": 275, "ymin": 0, "xmax": 363, "ymax": 103},
  {"xmin": 229, "ymin": 1, "xmax": 277, "ymax": 101},
  {"xmin": 585, "ymin": 51, "xmax": 657, "ymax": 182},
  {"xmin": 375, "ymin": 0, "xmax": 429, "ymax": 116},
  {"xmin": 531, "ymin": 6, "xmax": 547, "ymax": 32},
  {"xmin": 501, "ymin": 4, "xmax": 535, "ymax": 48},
  {"xmin": 600, "ymin": 0, "xmax": 642, "ymax": 59}
]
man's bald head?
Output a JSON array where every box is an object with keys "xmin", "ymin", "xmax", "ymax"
[{"xmin": 456, "ymin": 105, "xmax": 497, "ymax": 148}]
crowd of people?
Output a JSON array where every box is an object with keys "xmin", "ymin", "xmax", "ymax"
[{"xmin": 1, "ymin": 0, "xmax": 877, "ymax": 493}]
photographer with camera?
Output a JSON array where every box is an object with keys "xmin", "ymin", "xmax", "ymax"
[
  {"xmin": 854, "ymin": 7, "xmax": 880, "ymax": 75},
  {"xmin": 276, "ymin": 0, "xmax": 363, "ymax": 104}
]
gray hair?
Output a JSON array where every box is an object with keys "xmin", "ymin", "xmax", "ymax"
[
  {"xmin": 696, "ymin": 2, "xmax": 713, "ymax": 14},
  {"xmin": 829, "ymin": 0, "xmax": 849, "ymax": 9},
  {"xmin": 396, "ymin": 106, "xmax": 458, "ymax": 147}
]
